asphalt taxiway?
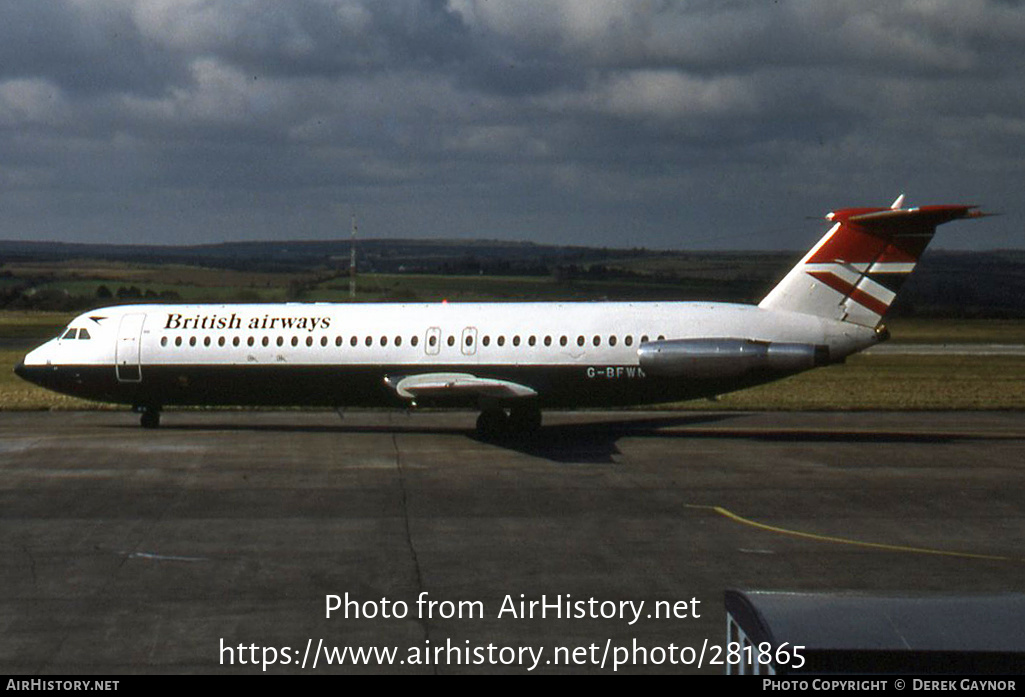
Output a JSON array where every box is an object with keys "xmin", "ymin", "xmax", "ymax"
[{"xmin": 2, "ymin": 409, "xmax": 1024, "ymax": 674}]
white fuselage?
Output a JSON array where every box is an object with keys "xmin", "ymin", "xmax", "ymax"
[
  {"xmin": 19, "ymin": 300, "xmax": 877, "ymax": 411},
  {"xmin": 24, "ymin": 301, "xmax": 876, "ymax": 368}
]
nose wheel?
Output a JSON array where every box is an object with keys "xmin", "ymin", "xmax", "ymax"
[{"xmin": 136, "ymin": 406, "xmax": 161, "ymax": 429}]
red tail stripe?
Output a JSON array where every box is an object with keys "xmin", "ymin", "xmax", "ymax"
[
  {"xmin": 849, "ymin": 287, "xmax": 891, "ymax": 317},
  {"xmin": 808, "ymin": 224, "xmax": 887, "ymax": 264},
  {"xmin": 808, "ymin": 223, "xmax": 932, "ymax": 264},
  {"xmin": 807, "ymin": 271, "xmax": 890, "ymax": 316}
]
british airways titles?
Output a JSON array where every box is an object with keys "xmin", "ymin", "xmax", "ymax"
[{"xmin": 164, "ymin": 312, "xmax": 331, "ymax": 333}]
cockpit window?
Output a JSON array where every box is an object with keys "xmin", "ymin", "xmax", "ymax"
[
  {"xmin": 61, "ymin": 328, "xmax": 78, "ymax": 340},
  {"xmin": 78, "ymin": 328, "xmax": 91, "ymax": 340}
]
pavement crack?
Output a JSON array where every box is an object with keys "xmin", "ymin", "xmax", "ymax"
[
  {"xmin": 20, "ymin": 544, "xmax": 38, "ymax": 588},
  {"xmin": 392, "ymin": 433, "xmax": 436, "ymax": 673}
]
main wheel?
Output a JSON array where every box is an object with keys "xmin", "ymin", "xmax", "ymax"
[
  {"xmin": 507, "ymin": 405, "xmax": 542, "ymax": 434},
  {"xmin": 139, "ymin": 409, "xmax": 161, "ymax": 429},
  {"xmin": 476, "ymin": 409, "xmax": 509, "ymax": 439}
]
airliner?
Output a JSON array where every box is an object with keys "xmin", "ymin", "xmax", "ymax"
[{"xmin": 15, "ymin": 197, "xmax": 985, "ymax": 436}]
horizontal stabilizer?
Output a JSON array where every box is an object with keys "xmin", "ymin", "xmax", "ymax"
[
  {"xmin": 384, "ymin": 373, "xmax": 537, "ymax": 401},
  {"xmin": 836, "ymin": 205, "xmax": 986, "ymax": 231}
]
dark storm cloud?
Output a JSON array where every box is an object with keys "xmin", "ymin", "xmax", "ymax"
[
  {"xmin": 137, "ymin": 0, "xmax": 477, "ymax": 79},
  {"xmin": 0, "ymin": 1, "xmax": 188, "ymax": 96},
  {"xmin": 0, "ymin": 0, "xmax": 1022, "ymax": 248}
]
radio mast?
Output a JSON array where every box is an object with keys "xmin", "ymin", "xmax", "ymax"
[{"xmin": 349, "ymin": 211, "xmax": 357, "ymax": 300}]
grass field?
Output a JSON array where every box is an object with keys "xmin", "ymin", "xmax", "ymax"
[
  {"xmin": 0, "ymin": 310, "xmax": 76, "ymax": 339},
  {"xmin": 2, "ymin": 309, "xmax": 1023, "ymax": 412},
  {"xmin": 314, "ymin": 272, "xmax": 713, "ymax": 302},
  {"xmin": 705, "ymin": 353, "xmax": 1025, "ymax": 410},
  {"xmin": 4, "ymin": 256, "xmax": 773, "ymax": 305},
  {"xmin": 877, "ymin": 318, "xmax": 1025, "ymax": 344}
]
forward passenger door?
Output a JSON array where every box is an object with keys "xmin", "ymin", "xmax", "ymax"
[{"xmin": 115, "ymin": 313, "xmax": 145, "ymax": 382}]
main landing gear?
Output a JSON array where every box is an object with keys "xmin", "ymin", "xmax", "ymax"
[
  {"xmin": 134, "ymin": 405, "xmax": 161, "ymax": 429},
  {"xmin": 475, "ymin": 404, "xmax": 542, "ymax": 440}
]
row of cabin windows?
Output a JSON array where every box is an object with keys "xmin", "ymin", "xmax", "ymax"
[
  {"xmin": 158, "ymin": 335, "xmax": 407, "ymax": 349},
  {"xmin": 478, "ymin": 334, "xmax": 665, "ymax": 347},
  {"xmin": 159, "ymin": 333, "xmax": 667, "ymax": 350}
]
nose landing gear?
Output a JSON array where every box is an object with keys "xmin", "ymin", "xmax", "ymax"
[{"xmin": 134, "ymin": 405, "xmax": 162, "ymax": 429}]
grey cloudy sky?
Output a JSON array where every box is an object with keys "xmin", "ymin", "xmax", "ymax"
[{"xmin": 1, "ymin": 0, "xmax": 1022, "ymax": 249}]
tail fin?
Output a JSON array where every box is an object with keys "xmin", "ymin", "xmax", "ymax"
[{"xmin": 759, "ymin": 196, "xmax": 987, "ymax": 327}]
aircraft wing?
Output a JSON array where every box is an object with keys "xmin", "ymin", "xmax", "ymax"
[{"xmin": 384, "ymin": 373, "xmax": 538, "ymax": 401}]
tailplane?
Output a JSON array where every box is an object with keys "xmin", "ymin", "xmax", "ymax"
[{"xmin": 759, "ymin": 196, "xmax": 988, "ymax": 327}]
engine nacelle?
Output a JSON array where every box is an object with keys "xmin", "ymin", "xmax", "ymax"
[{"xmin": 637, "ymin": 338, "xmax": 831, "ymax": 379}]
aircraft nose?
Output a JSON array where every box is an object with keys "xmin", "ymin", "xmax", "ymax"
[{"xmin": 14, "ymin": 360, "xmax": 26, "ymax": 379}]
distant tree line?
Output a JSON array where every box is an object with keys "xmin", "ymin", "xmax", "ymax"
[
  {"xmin": 0, "ymin": 283, "xmax": 181, "ymax": 311},
  {"xmin": 97, "ymin": 285, "xmax": 182, "ymax": 301}
]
